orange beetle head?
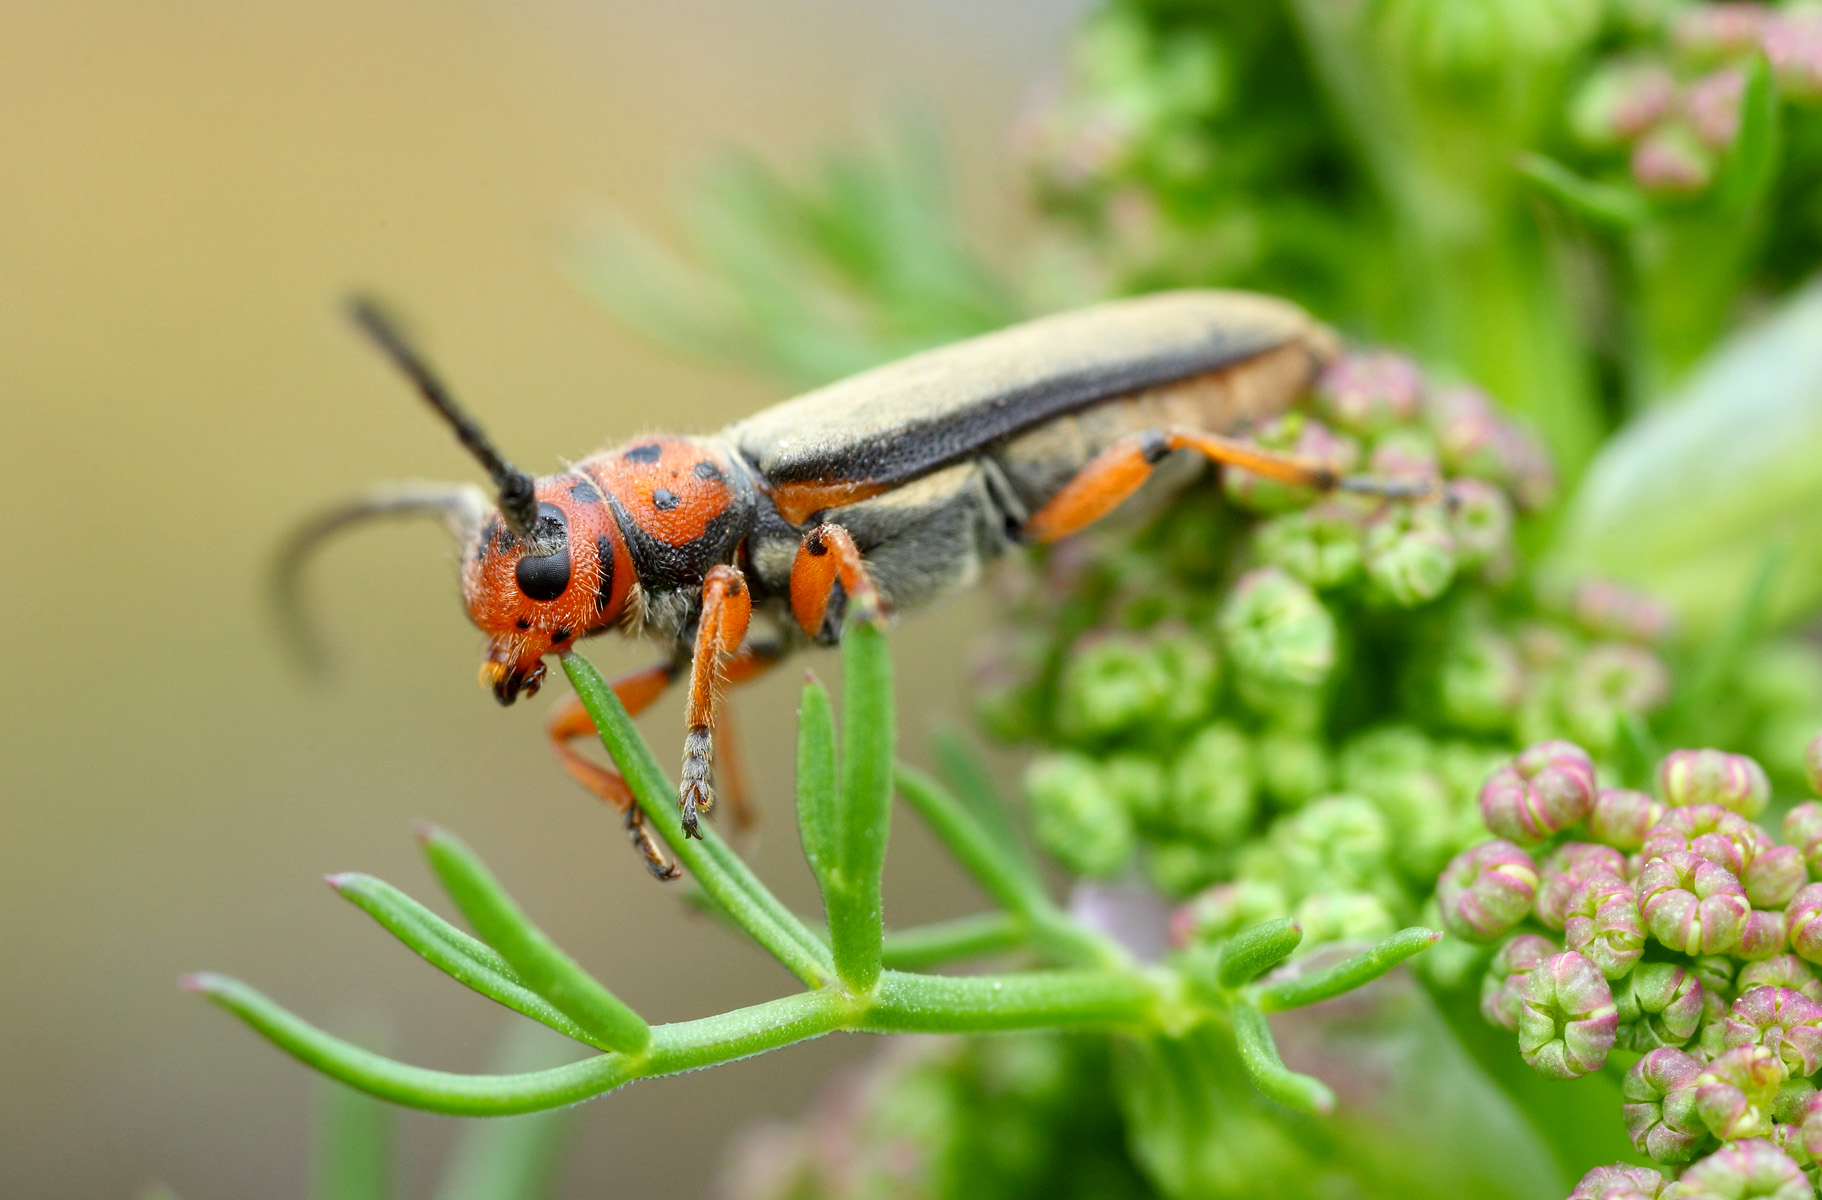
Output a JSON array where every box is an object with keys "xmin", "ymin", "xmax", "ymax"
[{"xmin": 461, "ymin": 473, "xmax": 633, "ymax": 705}]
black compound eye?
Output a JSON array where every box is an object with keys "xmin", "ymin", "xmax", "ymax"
[{"xmin": 514, "ymin": 503, "xmax": 572, "ymax": 602}]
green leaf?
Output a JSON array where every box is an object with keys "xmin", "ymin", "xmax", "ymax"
[
  {"xmin": 1216, "ymin": 918, "xmax": 1304, "ymax": 989},
  {"xmin": 1517, "ymin": 153, "xmax": 1647, "ymax": 229},
  {"xmin": 931, "ymin": 728, "xmax": 1035, "ymax": 874},
  {"xmin": 1251, "ymin": 927, "xmax": 1442, "ymax": 1011},
  {"xmin": 327, "ymin": 873, "xmax": 601, "ymax": 1048},
  {"xmin": 1229, "ymin": 1003, "xmax": 1335, "ymax": 1114},
  {"xmin": 1715, "ymin": 56, "xmax": 1780, "ymax": 214},
  {"xmin": 829, "ymin": 621, "xmax": 895, "ymax": 993},
  {"xmin": 433, "ymin": 1025, "xmax": 577, "ymax": 1200},
  {"xmin": 561, "ymin": 653, "xmax": 835, "ymax": 987},
  {"xmin": 880, "ymin": 912, "xmax": 1026, "ymax": 971},
  {"xmin": 1548, "ymin": 279, "xmax": 1822, "ymax": 633},
  {"xmin": 894, "ymin": 764, "xmax": 1044, "ymax": 916},
  {"xmin": 795, "ymin": 672, "xmax": 839, "ymax": 892},
  {"xmin": 418, "ymin": 827, "xmax": 650, "ymax": 1055},
  {"xmin": 312, "ymin": 1074, "xmax": 394, "ymax": 1200}
]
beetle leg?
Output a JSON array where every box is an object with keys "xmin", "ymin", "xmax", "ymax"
[
  {"xmin": 549, "ymin": 662, "xmax": 682, "ymax": 881},
  {"xmin": 678, "ymin": 564, "xmax": 754, "ymax": 839},
  {"xmin": 789, "ymin": 522, "xmax": 886, "ymax": 638},
  {"xmin": 1023, "ymin": 426, "xmax": 1434, "ymax": 543},
  {"xmin": 710, "ymin": 643, "xmax": 782, "ymax": 834}
]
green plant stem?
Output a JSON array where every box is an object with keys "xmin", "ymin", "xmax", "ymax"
[
  {"xmin": 1229, "ymin": 1003, "xmax": 1335, "ymax": 1115},
  {"xmin": 561, "ymin": 653, "xmax": 834, "ymax": 988},
  {"xmin": 187, "ymin": 965, "xmax": 1167, "ymax": 1117},
  {"xmin": 881, "ymin": 912, "xmax": 1026, "ymax": 970}
]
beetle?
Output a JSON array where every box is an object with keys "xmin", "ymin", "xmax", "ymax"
[{"xmin": 276, "ymin": 290, "xmax": 1429, "ymax": 879}]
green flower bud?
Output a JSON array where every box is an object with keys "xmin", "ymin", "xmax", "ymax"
[
  {"xmin": 1694, "ymin": 954, "xmax": 1741, "ymax": 1002},
  {"xmin": 1562, "ymin": 644, "xmax": 1671, "ymax": 757},
  {"xmin": 1741, "ymin": 956, "xmax": 1822, "ymax": 1005},
  {"xmin": 1639, "ymin": 850, "xmax": 1751, "ymax": 955},
  {"xmin": 1746, "ymin": 847, "xmax": 1809, "ymax": 911},
  {"xmin": 1374, "ymin": 0, "xmax": 1601, "ymax": 81},
  {"xmin": 1787, "ymin": 884, "xmax": 1822, "ymax": 963},
  {"xmin": 1218, "ymin": 567, "xmax": 1338, "ymax": 689},
  {"xmin": 1642, "ymin": 804, "xmax": 1767, "ymax": 877},
  {"xmin": 1571, "ymin": 58, "xmax": 1678, "ymax": 147},
  {"xmin": 1724, "ymin": 987, "xmax": 1822, "ymax": 1076},
  {"xmin": 1099, "ymin": 753, "xmax": 1170, "ymax": 828},
  {"xmin": 1341, "ymin": 726, "xmax": 1457, "ymax": 878},
  {"xmin": 1616, "ymin": 962, "xmax": 1706, "ymax": 1051},
  {"xmin": 1314, "ymin": 350, "xmax": 1424, "ymax": 436},
  {"xmin": 1435, "ymin": 626, "xmax": 1525, "ymax": 734},
  {"xmin": 1566, "ymin": 578, "xmax": 1676, "ymax": 645},
  {"xmin": 1482, "ymin": 932, "xmax": 1559, "ymax": 1031},
  {"xmin": 1438, "ymin": 839, "xmax": 1539, "ymax": 942},
  {"xmin": 1253, "ymin": 499, "xmax": 1364, "ymax": 589},
  {"xmin": 1222, "ymin": 414, "xmax": 1359, "ymax": 514},
  {"xmin": 1631, "ymin": 121, "xmax": 1714, "ymax": 193},
  {"xmin": 1368, "ymin": 429, "xmax": 1443, "ymax": 493},
  {"xmin": 1054, "ymin": 633, "xmax": 1168, "ymax": 742},
  {"xmin": 1569, "ymin": 1163, "xmax": 1665, "ymax": 1200},
  {"xmin": 1150, "ymin": 628, "xmax": 1220, "ymax": 731},
  {"xmin": 1479, "ymin": 740, "xmax": 1597, "ymax": 843},
  {"xmin": 1271, "ymin": 794, "xmax": 1392, "ymax": 895},
  {"xmin": 1671, "ymin": 1138, "xmax": 1810, "ymax": 1200},
  {"xmin": 1785, "ymin": 802, "xmax": 1822, "ymax": 876},
  {"xmin": 1144, "ymin": 838, "xmax": 1224, "ymax": 898},
  {"xmin": 1171, "ymin": 879, "xmax": 1291, "ymax": 946},
  {"xmin": 1167, "ymin": 723, "xmax": 1259, "ymax": 843},
  {"xmin": 1622, "ymin": 1047, "xmax": 1707, "ymax": 1164},
  {"xmin": 1023, "ymin": 753, "xmax": 1136, "ymax": 878},
  {"xmin": 1589, "ymin": 788, "xmax": 1666, "ymax": 852},
  {"xmin": 1566, "ymin": 874, "xmax": 1646, "ymax": 980},
  {"xmin": 1519, "ymin": 950, "xmax": 1619, "ymax": 1080},
  {"xmin": 1363, "ymin": 504, "xmax": 1458, "ymax": 607},
  {"xmin": 1295, "ymin": 889, "xmax": 1397, "ymax": 946},
  {"xmin": 1659, "ymin": 749, "xmax": 1772, "ymax": 818},
  {"xmin": 1694, "ymin": 1046, "xmax": 1787, "ymax": 1142},
  {"xmin": 1445, "ymin": 478, "xmax": 1516, "ymax": 573},
  {"xmin": 1255, "ymin": 729, "xmax": 1331, "ymax": 809}
]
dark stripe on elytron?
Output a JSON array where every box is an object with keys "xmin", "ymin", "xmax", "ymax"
[
  {"xmin": 745, "ymin": 337, "xmax": 1294, "ymax": 488},
  {"xmin": 595, "ymin": 535, "xmax": 614, "ymax": 610},
  {"xmin": 652, "ymin": 488, "xmax": 679, "ymax": 511},
  {"xmin": 624, "ymin": 443, "xmax": 663, "ymax": 463},
  {"xmin": 569, "ymin": 477, "xmax": 601, "ymax": 503},
  {"xmin": 693, "ymin": 460, "xmax": 723, "ymax": 482}
]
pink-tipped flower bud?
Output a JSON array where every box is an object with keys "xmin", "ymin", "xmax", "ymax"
[
  {"xmin": 1571, "ymin": 59, "xmax": 1679, "ymax": 147},
  {"xmin": 1742, "ymin": 909, "xmax": 1793, "ymax": 961},
  {"xmin": 1725, "ymin": 987, "xmax": 1822, "ymax": 1076},
  {"xmin": 1805, "ymin": 1090, "xmax": 1822, "ymax": 1164},
  {"xmin": 1481, "ymin": 932, "xmax": 1560, "ymax": 1031},
  {"xmin": 1741, "ymin": 955, "xmax": 1822, "ymax": 1005},
  {"xmin": 1589, "ymin": 788, "xmax": 1666, "ymax": 852},
  {"xmin": 1537, "ymin": 842, "xmax": 1629, "ymax": 929},
  {"xmin": 1480, "ymin": 740, "xmax": 1597, "ymax": 843},
  {"xmin": 1315, "ymin": 350, "xmax": 1424, "ymax": 436},
  {"xmin": 1659, "ymin": 749, "xmax": 1772, "ymax": 818},
  {"xmin": 1766, "ymin": 8, "xmax": 1822, "ymax": 101},
  {"xmin": 1673, "ymin": 3, "xmax": 1772, "ymax": 59},
  {"xmin": 1785, "ymin": 801, "xmax": 1822, "ymax": 877},
  {"xmin": 1747, "ymin": 846, "xmax": 1810, "ymax": 910},
  {"xmin": 1671, "ymin": 1138, "xmax": 1810, "ymax": 1200},
  {"xmin": 1616, "ymin": 961, "xmax": 1706, "ymax": 1051},
  {"xmin": 1569, "ymin": 1164, "xmax": 1665, "ymax": 1200},
  {"xmin": 1694, "ymin": 1045, "xmax": 1787, "ymax": 1141},
  {"xmin": 1566, "ymin": 874, "xmax": 1646, "ymax": 979},
  {"xmin": 1787, "ymin": 884, "xmax": 1822, "ymax": 963},
  {"xmin": 1622, "ymin": 1047, "xmax": 1706, "ymax": 1163},
  {"xmin": 1631, "ymin": 122, "xmax": 1714, "ymax": 194},
  {"xmin": 1445, "ymin": 478, "xmax": 1515, "ymax": 571},
  {"xmin": 1438, "ymin": 840, "xmax": 1539, "ymax": 942},
  {"xmin": 1641, "ymin": 804, "xmax": 1767, "ymax": 876},
  {"xmin": 1685, "ymin": 66, "xmax": 1747, "ymax": 149},
  {"xmin": 1567, "ymin": 579, "xmax": 1676, "ymax": 645},
  {"xmin": 1638, "ymin": 850, "xmax": 1751, "ymax": 955},
  {"xmin": 1519, "ymin": 950, "xmax": 1619, "ymax": 1080}
]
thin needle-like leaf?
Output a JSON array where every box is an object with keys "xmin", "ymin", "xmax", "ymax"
[
  {"xmin": 1250, "ymin": 928, "xmax": 1442, "ymax": 1012},
  {"xmin": 326, "ymin": 873, "xmax": 601, "ymax": 1049},
  {"xmin": 931, "ymin": 728, "xmax": 1034, "ymax": 875},
  {"xmin": 894, "ymin": 764, "xmax": 1042, "ymax": 915},
  {"xmin": 796, "ymin": 672, "xmax": 838, "ymax": 892},
  {"xmin": 1216, "ymin": 918, "xmax": 1303, "ymax": 990},
  {"xmin": 829, "ymin": 621, "xmax": 894, "ymax": 992},
  {"xmin": 881, "ymin": 912, "xmax": 1025, "ymax": 970},
  {"xmin": 419, "ymin": 827, "xmax": 650, "ymax": 1055},
  {"xmin": 1230, "ymin": 1003, "xmax": 1335, "ymax": 1114}
]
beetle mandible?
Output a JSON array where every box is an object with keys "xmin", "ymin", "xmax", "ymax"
[{"xmin": 276, "ymin": 290, "xmax": 1432, "ymax": 879}]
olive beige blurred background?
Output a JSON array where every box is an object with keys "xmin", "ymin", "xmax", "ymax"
[{"xmin": 0, "ymin": 2, "xmax": 1084, "ymax": 1195}]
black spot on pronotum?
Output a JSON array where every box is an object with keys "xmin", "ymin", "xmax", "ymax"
[
  {"xmin": 652, "ymin": 488, "xmax": 679, "ymax": 511},
  {"xmin": 624, "ymin": 443, "xmax": 663, "ymax": 463},
  {"xmin": 595, "ymin": 535, "xmax": 615, "ymax": 610},
  {"xmin": 516, "ymin": 618, "xmax": 532, "ymax": 630},
  {"xmin": 569, "ymin": 477, "xmax": 601, "ymax": 504},
  {"xmin": 693, "ymin": 460, "xmax": 723, "ymax": 483},
  {"xmin": 514, "ymin": 503, "xmax": 572, "ymax": 601}
]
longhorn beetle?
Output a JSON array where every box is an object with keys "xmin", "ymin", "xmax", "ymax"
[{"xmin": 276, "ymin": 290, "xmax": 1432, "ymax": 880}]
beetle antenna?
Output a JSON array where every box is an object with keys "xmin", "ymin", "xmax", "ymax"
[
  {"xmin": 270, "ymin": 482, "xmax": 490, "ymax": 675},
  {"xmin": 345, "ymin": 296, "xmax": 541, "ymax": 539}
]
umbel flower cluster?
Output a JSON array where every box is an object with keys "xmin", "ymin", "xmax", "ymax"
[
  {"xmin": 1442, "ymin": 733, "xmax": 1822, "ymax": 1198},
  {"xmin": 982, "ymin": 348, "xmax": 1672, "ymax": 942}
]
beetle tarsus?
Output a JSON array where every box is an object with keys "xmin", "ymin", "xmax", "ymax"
[
  {"xmin": 1339, "ymin": 473, "xmax": 1441, "ymax": 501},
  {"xmin": 680, "ymin": 727, "xmax": 714, "ymax": 839},
  {"xmin": 625, "ymin": 806, "xmax": 681, "ymax": 881}
]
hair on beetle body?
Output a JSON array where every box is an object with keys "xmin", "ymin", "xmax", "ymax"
[{"xmin": 274, "ymin": 290, "xmax": 1434, "ymax": 879}]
